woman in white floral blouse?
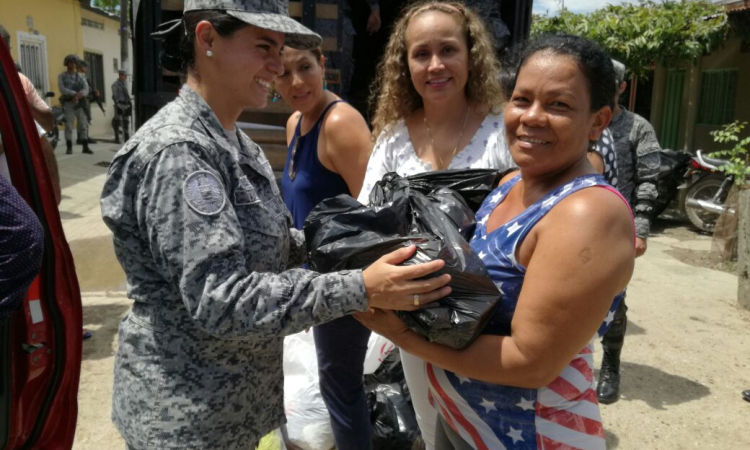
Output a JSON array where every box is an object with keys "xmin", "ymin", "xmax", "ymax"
[{"xmin": 358, "ymin": 3, "xmax": 513, "ymax": 448}]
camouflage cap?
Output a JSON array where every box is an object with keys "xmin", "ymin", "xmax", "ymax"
[
  {"xmin": 64, "ymin": 54, "xmax": 79, "ymax": 66},
  {"xmin": 183, "ymin": 0, "xmax": 322, "ymax": 50}
]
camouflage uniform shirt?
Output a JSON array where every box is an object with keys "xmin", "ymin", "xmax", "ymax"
[
  {"xmin": 57, "ymin": 71, "xmax": 88, "ymax": 100},
  {"xmin": 100, "ymin": 84, "xmax": 368, "ymax": 450},
  {"xmin": 608, "ymin": 107, "xmax": 661, "ymax": 238}
]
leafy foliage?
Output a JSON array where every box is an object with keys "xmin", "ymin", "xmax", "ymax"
[
  {"xmin": 531, "ymin": 0, "xmax": 730, "ymax": 79},
  {"xmin": 92, "ymin": 0, "xmax": 121, "ymax": 13},
  {"xmin": 710, "ymin": 121, "xmax": 750, "ymax": 185}
]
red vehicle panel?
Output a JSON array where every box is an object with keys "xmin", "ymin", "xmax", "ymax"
[{"xmin": 0, "ymin": 40, "xmax": 82, "ymax": 450}]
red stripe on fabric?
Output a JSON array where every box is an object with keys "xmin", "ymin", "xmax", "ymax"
[
  {"xmin": 569, "ymin": 357, "xmax": 594, "ymax": 384},
  {"xmin": 579, "ymin": 347, "xmax": 593, "ymax": 355},
  {"xmin": 426, "ymin": 364, "xmax": 490, "ymax": 450},
  {"xmin": 536, "ymin": 405, "xmax": 604, "ymax": 438},
  {"xmin": 435, "ymin": 396, "xmax": 461, "ymax": 435},
  {"xmin": 547, "ymin": 376, "xmax": 585, "ymax": 401},
  {"xmin": 579, "ymin": 389, "xmax": 599, "ymax": 405},
  {"xmin": 539, "ymin": 434, "xmax": 586, "ymax": 450}
]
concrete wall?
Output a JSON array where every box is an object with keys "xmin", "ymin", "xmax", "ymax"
[
  {"xmin": 80, "ymin": 7, "xmax": 133, "ymax": 138},
  {"xmin": 0, "ymin": 0, "xmax": 83, "ymax": 100},
  {"xmin": 651, "ymin": 36, "xmax": 750, "ymax": 154}
]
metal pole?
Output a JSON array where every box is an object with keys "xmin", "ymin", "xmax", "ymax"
[{"xmin": 120, "ymin": 0, "xmax": 129, "ymax": 73}]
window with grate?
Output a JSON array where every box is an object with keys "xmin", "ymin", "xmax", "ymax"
[
  {"xmin": 84, "ymin": 52, "xmax": 105, "ymax": 103},
  {"xmin": 16, "ymin": 32, "xmax": 49, "ymax": 96},
  {"xmin": 697, "ymin": 69, "xmax": 738, "ymax": 126}
]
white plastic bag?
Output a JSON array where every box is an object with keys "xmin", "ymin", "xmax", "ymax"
[
  {"xmin": 363, "ymin": 333, "xmax": 396, "ymax": 375},
  {"xmin": 283, "ymin": 332, "xmax": 335, "ymax": 450}
]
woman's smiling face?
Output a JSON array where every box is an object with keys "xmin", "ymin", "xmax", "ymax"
[
  {"xmin": 505, "ymin": 52, "xmax": 609, "ymax": 177},
  {"xmin": 210, "ymin": 24, "xmax": 285, "ymax": 109},
  {"xmin": 404, "ymin": 10, "xmax": 469, "ymax": 104}
]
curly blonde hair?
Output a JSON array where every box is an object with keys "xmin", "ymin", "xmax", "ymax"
[{"xmin": 370, "ymin": 0, "xmax": 504, "ymax": 139}]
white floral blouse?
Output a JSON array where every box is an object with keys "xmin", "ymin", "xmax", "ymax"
[{"xmin": 357, "ymin": 113, "xmax": 515, "ymax": 204}]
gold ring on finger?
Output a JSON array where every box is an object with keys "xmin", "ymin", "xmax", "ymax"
[{"xmin": 413, "ymin": 293, "xmax": 420, "ymax": 307}]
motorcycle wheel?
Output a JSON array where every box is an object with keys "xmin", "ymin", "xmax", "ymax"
[{"xmin": 684, "ymin": 174, "xmax": 725, "ymax": 233}]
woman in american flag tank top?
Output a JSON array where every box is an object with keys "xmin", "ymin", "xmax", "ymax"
[{"xmin": 355, "ymin": 34, "xmax": 636, "ymax": 450}]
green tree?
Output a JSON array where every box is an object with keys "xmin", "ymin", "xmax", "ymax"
[
  {"xmin": 531, "ymin": 0, "xmax": 729, "ymax": 79},
  {"xmin": 92, "ymin": 0, "xmax": 120, "ymax": 13}
]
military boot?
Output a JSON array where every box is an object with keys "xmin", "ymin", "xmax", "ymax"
[
  {"xmin": 597, "ymin": 348, "xmax": 621, "ymax": 404},
  {"xmin": 66, "ymin": 140, "xmax": 73, "ymax": 155},
  {"xmin": 82, "ymin": 140, "xmax": 93, "ymax": 155},
  {"xmin": 123, "ymin": 131, "xmax": 130, "ymax": 142}
]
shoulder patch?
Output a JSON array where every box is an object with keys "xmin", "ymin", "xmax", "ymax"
[{"xmin": 183, "ymin": 170, "xmax": 226, "ymax": 216}]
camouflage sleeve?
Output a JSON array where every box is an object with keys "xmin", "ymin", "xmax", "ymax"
[
  {"xmin": 633, "ymin": 117, "xmax": 661, "ymax": 238},
  {"xmin": 57, "ymin": 73, "xmax": 76, "ymax": 97},
  {"xmin": 136, "ymin": 143, "xmax": 368, "ymax": 339},
  {"xmin": 78, "ymin": 74, "xmax": 89, "ymax": 97}
]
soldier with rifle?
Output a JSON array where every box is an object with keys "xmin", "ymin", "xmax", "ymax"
[
  {"xmin": 111, "ymin": 70, "xmax": 131, "ymax": 144},
  {"xmin": 58, "ymin": 54, "xmax": 92, "ymax": 154},
  {"xmin": 77, "ymin": 59, "xmax": 103, "ymax": 144}
]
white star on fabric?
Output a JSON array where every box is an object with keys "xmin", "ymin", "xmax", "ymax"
[
  {"xmin": 604, "ymin": 310, "xmax": 615, "ymax": 326},
  {"xmin": 507, "ymin": 222, "xmax": 522, "ymax": 236},
  {"xmin": 561, "ymin": 183, "xmax": 573, "ymax": 193},
  {"xmin": 490, "ymin": 191, "xmax": 504, "ymax": 203},
  {"xmin": 585, "ymin": 178, "xmax": 597, "ymax": 186},
  {"xmin": 507, "ymin": 427, "xmax": 524, "ymax": 443},
  {"xmin": 494, "ymin": 281, "xmax": 505, "ymax": 295},
  {"xmin": 479, "ymin": 398, "xmax": 497, "ymax": 413},
  {"xmin": 482, "ymin": 234, "xmax": 487, "ymax": 240},
  {"xmin": 457, "ymin": 375, "xmax": 471, "ymax": 384},
  {"xmin": 478, "ymin": 251, "xmax": 487, "ymax": 260},
  {"xmin": 478, "ymin": 215, "xmax": 489, "ymax": 226},
  {"xmin": 516, "ymin": 397, "xmax": 534, "ymax": 411},
  {"xmin": 541, "ymin": 195, "xmax": 558, "ymax": 208}
]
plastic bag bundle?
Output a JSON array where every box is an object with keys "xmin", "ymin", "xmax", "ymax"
[
  {"xmin": 365, "ymin": 349, "xmax": 420, "ymax": 450},
  {"xmin": 305, "ymin": 169, "xmax": 504, "ymax": 349},
  {"xmin": 363, "ymin": 333, "xmax": 397, "ymax": 376},
  {"xmin": 282, "ymin": 332, "xmax": 335, "ymax": 450}
]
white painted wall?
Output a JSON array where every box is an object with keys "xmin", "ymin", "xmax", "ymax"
[{"xmin": 80, "ymin": 8, "xmax": 133, "ymax": 139}]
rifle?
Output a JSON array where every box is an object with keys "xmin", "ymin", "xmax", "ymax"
[{"xmin": 93, "ymin": 94, "xmax": 105, "ymax": 113}]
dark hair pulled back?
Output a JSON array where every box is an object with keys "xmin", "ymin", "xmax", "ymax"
[
  {"xmin": 159, "ymin": 10, "xmax": 247, "ymax": 74},
  {"xmin": 512, "ymin": 34, "xmax": 616, "ymax": 112}
]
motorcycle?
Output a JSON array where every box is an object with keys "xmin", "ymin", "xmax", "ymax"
[
  {"xmin": 679, "ymin": 150, "xmax": 735, "ymax": 233},
  {"xmin": 44, "ymin": 91, "xmax": 65, "ymax": 150},
  {"xmin": 653, "ymin": 149, "xmax": 693, "ymax": 219}
]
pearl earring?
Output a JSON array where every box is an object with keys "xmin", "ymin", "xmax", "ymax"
[{"xmin": 206, "ymin": 50, "xmax": 213, "ymax": 57}]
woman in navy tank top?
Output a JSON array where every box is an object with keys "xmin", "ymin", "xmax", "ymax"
[
  {"xmin": 274, "ymin": 46, "xmax": 374, "ymax": 450},
  {"xmin": 356, "ymin": 35, "xmax": 636, "ymax": 450}
]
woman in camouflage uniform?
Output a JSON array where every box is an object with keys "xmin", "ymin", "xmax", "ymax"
[{"xmin": 100, "ymin": 1, "xmax": 450, "ymax": 449}]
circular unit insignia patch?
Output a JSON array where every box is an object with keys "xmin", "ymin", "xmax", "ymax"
[{"xmin": 183, "ymin": 170, "xmax": 226, "ymax": 216}]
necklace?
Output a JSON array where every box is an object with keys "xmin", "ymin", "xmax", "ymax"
[
  {"xmin": 288, "ymin": 135, "xmax": 301, "ymax": 180},
  {"xmin": 423, "ymin": 106, "xmax": 470, "ymax": 170}
]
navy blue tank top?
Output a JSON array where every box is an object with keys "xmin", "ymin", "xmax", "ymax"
[{"xmin": 281, "ymin": 100, "xmax": 350, "ymax": 229}]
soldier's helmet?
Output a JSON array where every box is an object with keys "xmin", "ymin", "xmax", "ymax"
[{"xmin": 63, "ymin": 54, "xmax": 79, "ymax": 66}]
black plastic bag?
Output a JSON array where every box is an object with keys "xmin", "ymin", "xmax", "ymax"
[
  {"xmin": 365, "ymin": 350, "xmax": 420, "ymax": 450},
  {"xmin": 370, "ymin": 168, "xmax": 505, "ymax": 213},
  {"xmin": 305, "ymin": 170, "xmax": 503, "ymax": 349}
]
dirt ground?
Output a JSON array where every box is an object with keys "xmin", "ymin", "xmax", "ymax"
[{"xmin": 66, "ymin": 172, "xmax": 750, "ymax": 450}]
